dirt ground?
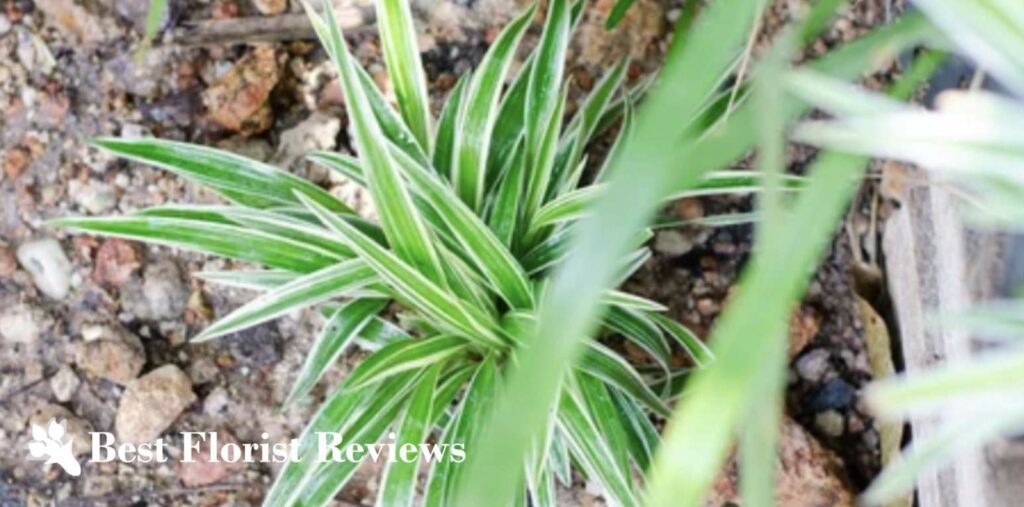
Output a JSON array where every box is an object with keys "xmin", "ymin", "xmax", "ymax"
[{"xmin": 0, "ymin": 0, "xmax": 900, "ymax": 505}]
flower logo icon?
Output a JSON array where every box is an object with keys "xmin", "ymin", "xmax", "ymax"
[{"xmin": 26, "ymin": 419, "xmax": 81, "ymax": 477}]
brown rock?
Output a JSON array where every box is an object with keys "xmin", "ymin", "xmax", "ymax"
[
  {"xmin": 75, "ymin": 325, "xmax": 145, "ymax": 385},
  {"xmin": 252, "ymin": 0, "xmax": 287, "ymax": 15},
  {"xmin": 92, "ymin": 239, "xmax": 142, "ymax": 287},
  {"xmin": 788, "ymin": 305, "xmax": 821, "ymax": 358},
  {"xmin": 204, "ymin": 46, "xmax": 280, "ymax": 134},
  {"xmin": 116, "ymin": 365, "xmax": 197, "ymax": 444},
  {"xmin": 3, "ymin": 146, "xmax": 30, "ymax": 180},
  {"xmin": 178, "ymin": 431, "xmax": 245, "ymax": 486},
  {"xmin": 0, "ymin": 247, "xmax": 17, "ymax": 277},
  {"xmin": 706, "ymin": 417, "xmax": 855, "ymax": 507}
]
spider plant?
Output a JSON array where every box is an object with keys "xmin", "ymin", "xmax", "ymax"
[{"xmin": 49, "ymin": 0, "xmax": 786, "ymax": 504}]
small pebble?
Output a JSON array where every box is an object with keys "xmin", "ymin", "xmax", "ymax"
[
  {"xmin": 808, "ymin": 378, "xmax": 856, "ymax": 412},
  {"xmin": 795, "ymin": 348, "xmax": 831, "ymax": 383},
  {"xmin": 50, "ymin": 365, "xmax": 81, "ymax": 402},
  {"xmin": 814, "ymin": 410, "xmax": 845, "ymax": 438},
  {"xmin": 653, "ymin": 230, "xmax": 695, "ymax": 256},
  {"xmin": 17, "ymin": 238, "xmax": 73, "ymax": 300},
  {"xmin": 0, "ymin": 304, "xmax": 47, "ymax": 344}
]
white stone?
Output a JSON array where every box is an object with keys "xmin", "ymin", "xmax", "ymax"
[
  {"xmin": 50, "ymin": 365, "xmax": 81, "ymax": 402},
  {"xmin": 0, "ymin": 304, "xmax": 45, "ymax": 344},
  {"xmin": 17, "ymin": 238, "xmax": 72, "ymax": 300}
]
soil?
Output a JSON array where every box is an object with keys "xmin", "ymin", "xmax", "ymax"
[{"xmin": 0, "ymin": 0, "xmax": 901, "ymax": 505}]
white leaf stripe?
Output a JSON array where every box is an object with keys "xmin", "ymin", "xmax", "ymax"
[
  {"xmin": 297, "ymin": 372, "xmax": 424, "ymax": 507},
  {"xmin": 297, "ymin": 192, "xmax": 506, "ymax": 348},
  {"xmin": 563, "ymin": 58, "xmax": 629, "ymax": 190},
  {"xmin": 377, "ymin": 0, "xmax": 433, "ymax": 153},
  {"xmin": 486, "ymin": 137, "xmax": 526, "ymax": 248},
  {"xmin": 49, "ymin": 215, "xmax": 337, "ymax": 273},
  {"xmin": 557, "ymin": 386, "xmax": 640, "ymax": 507},
  {"xmin": 390, "ymin": 147, "xmax": 534, "ymax": 310},
  {"xmin": 576, "ymin": 341, "xmax": 671, "ymax": 417},
  {"xmin": 602, "ymin": 290, "xmax": 667, "ymax": 312},
  {"xmin": 377, "ymin": 364, "xmax": 441, "ymax": 507},
  {"xmin": 603, "ymin": 306, "xmax": 673, "ymax": 370},
  {"xmin": 138, "ymin": 205, "xmax": 354, "ymax": 260},
  {"xmin": 194, "ymin": 269, "xmax": 297, "ymax": 291},
  {"xmin": 525, "ymin": 0, "xmax": 570, "ymax": 159},
  {"xmin": 345, "ymin": 335, "xmax": 469, "ymax": 390},
  {"xmin": 523, "ymin": 83, "xmax": 569, "ymax": 228},
  {"xmin": 650, "ymin": 312, "xmax": 714, "ymax": 367},
  {"xmin": 433, "ymin": 75, "xmax": 470, "ymax": 180},
  {"xmin": 286, "ymin": 298, "xmax": 388, "ymax": 406},
  {"xmin": 316, "ymin": 0, "xmax": 448, "ymax": 288},
  {"xmin": 424, "ymin": 356, "xmax": 498, "ymax": 506},
  {"xmin": 193, "ymin": 259, "xmax": 377, "ymax": 342},
  {"xmin": 576, "ymin": 373, "xmax": 634, "ymax": 488},
  {"xmin": 91, "ymin": 137, "xmax": 352, "ymax": 213},
  {"xmin": 452, "ymin": 4, "xmax": 536, "ymax": 211}
]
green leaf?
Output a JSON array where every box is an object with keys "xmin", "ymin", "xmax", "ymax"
[
  {"xmin": 604, "ymin": 305, "xmax": 673, "ymax": 373},
  {"xmin": 378, "ymin": 364, "xmax": 443, "ymax": 507},
  {"xmin": 576, "ymin": 341, "xmax": 671, "ymax": 417},
  {"xmin": 487, "ymin": 138, "xmax": 527, "ymax": 248},
  {"xmin": 650, "ymin": 312, "xmax": 714, "ymax": 367},
  {"xmin": 525, "ymin": 0, "xmax": 570, "ymax": 159},
  {"xmin": 377, "ymin": 0, "xmax": 433, "ymax": 152},
  {"xmin": 50, "ymin": 215, "xmax": 337, "ymax": 273},
  {"xmin": 610, "ymin": 388, "xmax": 659, "ymax": 471},
  {"xmin": 193, "ymin": 259, "xmax": 377, "ymax": 342},
  {"xmin": 605, "ymin": 0, "xmax": 636, "ymax": 29},
  {"xmin": 425, "ymin": 356, "xmax": 498, "ymax": 506},
  {"xmin": 285, "ymin": 298, "xmax": 388, "ymax": 405},
  {"xmin": 523, "ymin": 83, "xmax": 570, "ymax": 230},
  {"xmin": 557, "ymin": 383, "xmax": 640, "ymax": 506},
  {"xmin": 562, "ymin": 58, "xmax": 629, "ymax": 190},
  {"xmin": 602, "ymin": 290, "xmax": 667, "ymax": 312},
  {"xmin": 576, "ymin": 372, "xmax": 635, "ymax": 491},
  {"xmin": 531, "ymin": 185, "xmax": 601, "ymax": 230},
  {"xmin": 307, "ymin": 151, "xmax": 365, "ymax": 186},
  {"xmin": 390, "ymin": 148, "xmax": 535, "ymax": 309},
  {"xmin": 345, "ymin": 335, "xmax": 468, "ymax": 390},
  {"xmin": 434, "ymin": 75, "xmax": 470, "ymax": 180},
  {"xmin": 315, "ymin": 0, "xmax": 448, "ymax": 287},
  {"xmin": 262, "ymin": 371, "xmax": 393, "ymax": 506},
  {"xmin": 452, "ymin": 4, "xmax": 536, "ymax": 210},
  {"xmin": 298, "ymin": 372, "xmax": 424, "ymax": 507},
  {"xmin": 298, "ymin": 193, "xmax": 505, "ymax": 348},
  {"xmin": 91, "ymin": 137, "xmax": 352, "ymax": 213},
  {"xmin": 194, "ymin": 269, "xmax": 298, "ymax": 291}
]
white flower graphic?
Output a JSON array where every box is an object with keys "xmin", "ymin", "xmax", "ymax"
[{"xmin": 26, "ymin": 418, "xmax": 81, "ymax": 476}]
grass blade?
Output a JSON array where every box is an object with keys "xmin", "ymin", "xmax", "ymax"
[{"xmin": 577, "ymin": 341, "xmax": 671, "ymax": 417}]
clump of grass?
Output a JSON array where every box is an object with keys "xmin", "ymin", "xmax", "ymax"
[{"xmin": 50, "ymin": 0, "xmax": 782, "ymax": 504}]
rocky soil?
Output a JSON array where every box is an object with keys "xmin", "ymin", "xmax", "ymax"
[{"xmin": 1, "ymin": 0, "xmax": 900, "ymax": 505}]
